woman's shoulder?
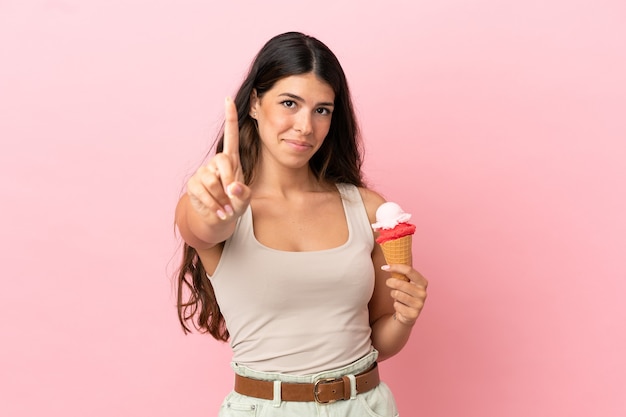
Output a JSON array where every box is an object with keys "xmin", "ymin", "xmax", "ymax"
[{"xmin": 356, "ymin": 186, "xmax": 386, "ymax": 224}]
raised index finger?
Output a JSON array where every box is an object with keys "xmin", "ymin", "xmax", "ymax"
[{"xmin": 223, "ymin": 97, "xmax": 240, "ymax": 157}]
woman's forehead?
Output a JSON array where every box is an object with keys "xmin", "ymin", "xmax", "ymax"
[{"xmin": 266, "ymin": 73, "xmax": 335, "ymax": 102}]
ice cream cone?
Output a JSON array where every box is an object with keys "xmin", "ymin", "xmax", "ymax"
[{"xmin": 380, "ymin": 234, "xmax": 412, "ymax": 281}]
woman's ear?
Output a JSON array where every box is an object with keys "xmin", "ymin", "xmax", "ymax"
[{"xmin": 249, "ymin": 89, "xmax": 259, "ymax": 118}]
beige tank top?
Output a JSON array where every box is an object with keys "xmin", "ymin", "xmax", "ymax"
[{"xmin": 208, "ymin": 183, "xmax": 375, "ymax": 375}]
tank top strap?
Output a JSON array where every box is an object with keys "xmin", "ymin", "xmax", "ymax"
[
  {"xmin": 336, "ymin": 183, "xmax": 374, "ymax": 245},
  {"xmin": 224, "ymin": 204, "xmax": 253, "ymax": 250}
]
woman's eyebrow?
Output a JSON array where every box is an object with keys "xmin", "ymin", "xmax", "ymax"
[{"xmin": 278, "ymin": 92, "xmax": 334, "ymax": 107}]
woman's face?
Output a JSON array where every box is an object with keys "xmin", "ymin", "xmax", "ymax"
[{"xmin": 250, "ymin": 72, "xmax": 335, "ymax": 171}]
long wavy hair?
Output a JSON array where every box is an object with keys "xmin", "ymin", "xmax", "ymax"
[{"xmin": 176, "ymin": 32, "xmax": 365, "ymax": 340}]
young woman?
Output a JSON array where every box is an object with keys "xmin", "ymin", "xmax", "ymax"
[{"xmin": 175, "ymin": 31, "xmax": 428, "ymax": 416}]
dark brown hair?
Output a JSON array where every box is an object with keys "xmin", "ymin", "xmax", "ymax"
[{"xmin": 176, "ymin": 32, "xmax": 365, "ymax": 340}]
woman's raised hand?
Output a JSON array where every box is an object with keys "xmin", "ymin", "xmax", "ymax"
[{"xmin": 186, "ymin": 97, "xmax": 251, "ymax": 224}]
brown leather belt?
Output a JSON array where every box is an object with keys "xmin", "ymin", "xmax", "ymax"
[{"xmin": 234, "ymin": 362, "xmax": 380, "ymax": 403}]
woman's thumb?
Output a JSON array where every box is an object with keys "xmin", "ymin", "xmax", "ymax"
[{"xmin": 226, "ymin": 182, "xmax": 251, "ymax": 214}]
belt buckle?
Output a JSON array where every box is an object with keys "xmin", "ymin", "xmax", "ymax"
[{"xmin": 313, "ymin": 377, "xmax": 342, "ymax": 404}]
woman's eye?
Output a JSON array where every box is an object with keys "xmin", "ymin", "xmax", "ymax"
[
  {"xmin": 316, "ymin": 107, "xmax": 332, "ymax": 115},
  {"xmin": 281, "ymin": 100, "xmax": 296, "ymax": 108}
]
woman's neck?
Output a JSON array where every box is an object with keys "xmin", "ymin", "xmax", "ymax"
[{"xmin": 250, "ymin": 162, "xmax": 332, "ymax": 199}]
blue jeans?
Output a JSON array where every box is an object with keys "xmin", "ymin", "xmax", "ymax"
[{"xmin": 218, "ymin": 350, "xmax": 399, "ymax": 417}]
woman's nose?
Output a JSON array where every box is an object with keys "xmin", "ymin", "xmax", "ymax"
[{"xmin": 294, "ymin": 111, "xmax": 312, "ymax": 135}]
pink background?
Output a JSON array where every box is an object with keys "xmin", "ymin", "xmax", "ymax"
[{"xmin": 1, "ymin": 1, "xmax": 625, "ymax": 416}]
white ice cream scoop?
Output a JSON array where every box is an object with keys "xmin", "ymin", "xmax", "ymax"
[{"xmin": 371, "ymin": 202, "xmax": 412, "ymax": 230}]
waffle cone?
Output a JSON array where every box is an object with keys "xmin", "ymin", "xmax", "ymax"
[{"xmin": 380, "ymin": 235, "xmax": 413, "ymax": 281}]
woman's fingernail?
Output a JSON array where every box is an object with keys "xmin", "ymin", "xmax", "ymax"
[
  {"xmin": 381, "ymin": 265, "xmax": 390, "ymax": 271},
  {"xmin": 227, "ymin": 183, "xmax": 241, "ymax": 198},
  {"xmin": 224, "ymin": 204, "xmax": 234, "ymax": 216},
  {"xmin": 216, "ymin": 209, "xmax": 227, "ymax": 220}
]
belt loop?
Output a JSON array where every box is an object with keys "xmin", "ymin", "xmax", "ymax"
[
  {"xmin": 272, "ymin": 380, "xmax": 281, "ymax": 407},
  {"xmin": 346, "ymin": 374, "xmax": 357, "ymax": 399}
]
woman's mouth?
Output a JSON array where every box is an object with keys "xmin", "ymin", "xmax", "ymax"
[{"xmin": 283, "ymin": 139, "xmax": 312, "ymax": 152}]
